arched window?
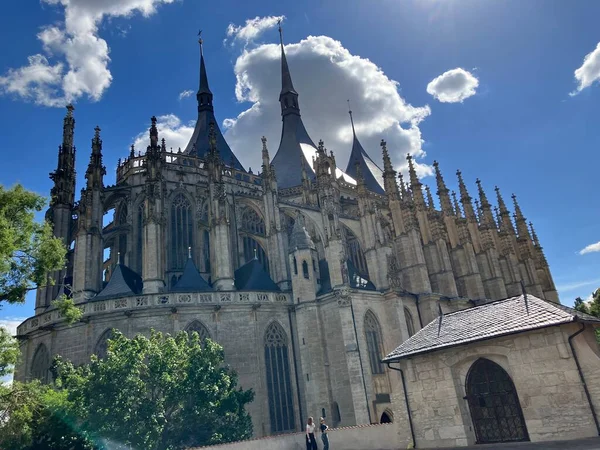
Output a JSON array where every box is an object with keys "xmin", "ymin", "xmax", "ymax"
[
  {"xmin": 364, "ymin": 311, "xmax": 384, "ymax": 375},
  {"xmin": 332, "ymin": 401, "xmax": 341, "ymax": 427},
  {"xmin": 31, "ymin": 344, "xmax": 51, "ymax": 384},
  {"xmin": 302, "ymin": 260, "xmax": 309, "ymax": 279},
  {"xmin": 241, "ymin": 208, "xmax": 265, "ymax": 236},
  {"xmin": 243, "ymin": 236, "xmax": 269, "ymax": 273},
  {"xmin": 264, "ymin": 322, "xmax": 295, "ymax": 434},
  {"xmin": 293, "ymin": 257, "xmax": 298, "ymax": 275},
  {"xmin": 118, "ymin": 203, "xmax": 128, "ymax": 225},
  {"xmin": 95, "ymin": 329, "xmax": 115, "ymax": 360},
  {"xmin": 185, "ymin": 320, "xmax": 211, "ymax": 342},
  {"xmin": 170, "ymin": 194, "xmax": 194, "ymax": 270},
  {"xmin": 404, "ymin": 307, "xmax": 415, "ymax": 338},
  {"xmin": 136, "ymin": 202, "xmax": 144, "ymax": 274},
  {"xmin": 345, "ymin": 228, "xmax": 369, "ymax": 278}
]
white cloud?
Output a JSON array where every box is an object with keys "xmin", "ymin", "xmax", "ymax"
[
  {"xmin": 0, "ymin": 317, "xmax": 26, "ymax": 336},
  {"xmin": 571, "ymin": 42, "xmax": 600, "ymax": 95},
  {"xmin": 579, "ymin": 241, "xmax": 600, "ymax": 255},
  {"xmin": 426, "ymin": 68, "xmax": 479, "ymax": 103},
  {"xmin": 225, "ymin": 15, "xmax": 285, "ymax": 47},
  {"xmin": 223, "ymin": 35, "xmax": 432, "ymax": 176},
  {"xmin": 0, "ymin": 0, "xmax": 175, "ymax": 106},
  {"xmin": 178, "ymin": 89, "xmax": 194, "ymax": 100},
  {"xmin": 132, "ymin": 114, "xmax": 194, "ymax": 154}
]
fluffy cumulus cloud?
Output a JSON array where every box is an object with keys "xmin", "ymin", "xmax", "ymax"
[
  {"xmin": 0, "ymin": 0, "xmax": 175, "ymax": 107},
  {"xmin": 225, "ymin": 15, "xmax": 285, "ymax": 47},
  {"xmin": 132, "ymin": 114, "xmax": 194, "ymax": 154},
  {"xmin": 426, "ymin": 68, "xmax": 479, "ymax": 103},
  {"xmin": 571, "ymin": 42, "xmax": 600, "ymax": 95},
  {"xmin": 579, "ymin": 241, "xmax": 600, "ymax": 255},
  {"xmin": 222, "ymin": 34, "xmax": 432, "ymax": 176}
]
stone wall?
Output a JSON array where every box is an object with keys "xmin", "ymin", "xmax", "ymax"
[
  {"xmin": 392, "ymin": 323, "xmax": 600, "ymax": 448},
  {"xmin": 190, "ymin": 423, "xmax": 402, "ymax": 450}
]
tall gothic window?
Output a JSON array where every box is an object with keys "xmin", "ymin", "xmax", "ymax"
[
  {"xmin": 203, "ymin": 230, "xmax": 211, "ymax": 273},
  {"xmin": 243, "ymin": 236, "xmax": 269, "ymax": 273},
  {"xmin": 241, "ymin": 207, "xmax": 265, "ymax": 236},
  {"xmin": 185, "ymin": 320, "xmax": 211, "ymax": 342},
  {"xmin": 137, "ymin": 202, "xmax": 144, "ymax": 274},
  {"xmin": 364, "ymin": 311, "xmax": 385, "ymax": 375},
  {"xmin": 264, "ymin": 322, "xmax": 295, "ymax": 434},
  {"xmin": 171, "ymin": 194, "xmax": 194, "ymax": 270},
  {"xmin": 345, "ymin": 228, "xmax": 369, "ymax": 278},
  {"xmin": 404, "ymin": 307, "xmax": 415, "ymax": 338},
  {"xmin": 95, "ymin": 329, "xmax": 115, "ymax": 360},
  {"xmin": 302, "ymin": 260, "xmax": 309, "ymax": 279},
  {"xmin": 31, "ymin": 344, "xmax": 51, "ymax": 384}
]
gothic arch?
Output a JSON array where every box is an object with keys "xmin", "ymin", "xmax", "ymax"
[
  {"xmin": 135, "ymin": 200, "xmax": 145, "ymax": 274},
  {"xmin": 184, "ymin": 320, "xmax": 211, "ymax": 341},
  {"xmin": 95, "ymin": 329, "xmax": 115, "ymax": 360},
  {"xmin": 264, "ymin": 321, "xmax": 295, "ymax": 434},
  {"xmin": 343, "ymin": 225, "xmax": 369, "ymax": 278},
  {"xmin": 240, "ymin": 205, "xmax": 266, "ymax": 236},
  {"xmin": 364, "ymin": 310, "xmax": 384, "ymax": 375},
  {"xmin": 30, "ymin": 343, "xmax": 51, "ymax": 384},
  {"xmin": 380, "ymin": 409, "xmax": 393, "ymax": 423}
]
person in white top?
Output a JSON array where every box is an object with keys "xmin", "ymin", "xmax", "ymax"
[{"xmin": 305, "ymin": 416, "xmax": 318, "ymax": 450}]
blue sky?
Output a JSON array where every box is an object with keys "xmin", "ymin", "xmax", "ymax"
[{"xmin": 1, "ymin": 0, "xmax": 600, "ymax": 327}]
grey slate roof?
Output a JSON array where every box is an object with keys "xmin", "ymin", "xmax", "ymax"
[
  {"xmin": 172, "ymin": 257, "xmax": 212, "ymax": 292},
  {"xmin": 382, "ymin": 295, "xmax": 600, "ymax": 362},
  {"xmin": 289, "ymin": 220, "xmax": 316, "ymax": 251},
  {"xmin": 234, "ymin": 258, "xmax": 280, "ymax": 291},
  {"xmin": 94, "ymin": 264, "xmax": 143, "ymax": 300},
  {"xmin": 344, "ymin": 135, "xmax": 385, "ymax": 195}
]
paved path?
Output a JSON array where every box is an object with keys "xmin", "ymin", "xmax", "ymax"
[{"xmin": 432, "ymin": 437, "xmax": 600, "ymax": 450}]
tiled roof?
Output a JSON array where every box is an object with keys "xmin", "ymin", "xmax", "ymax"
[
  {"xmin": 234, "ymin": 258, "xmax": 280, "ymax": 292},
  {"xmin": 382, "ymin": 295, "xmax": 600, "ymax": 362},
  {"xmin": 94, "ymin": 264, "xmax": 143, "ymax": 300},
  {"xmin": 173, "ymin": 257, "xmax": 212, "ymax": 292}
]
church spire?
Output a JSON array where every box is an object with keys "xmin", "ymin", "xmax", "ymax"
[
  {"xmin": 50, "ymin": 104, "xmax": 77, "ymax": 207},
  {"xmin": 433, "ymin": 161, "xmax": 453, "ymax": 215},
  {"xmin": 425, "ymin": 185, "xmax": 435, "ymax": 209},
  {"xmin": 183, "ymin": 33, "xmax": 244, "ymax": 170},
  {"xmin": 452, "ymin": 191, "xmax": 462, "ymax": 218},
  {"xmin": 381, "ymin": 139, "xmax": 398, "ymax": 197},
  {"xmin": 85, "ymin": 126, "xmax": 106, "ymax": 190},
  {"xmin": 512, "ymin": 193, "xmax": 531, "ymax": 239},
  {"xmin": 278, "ymin": 19, "xmax": 299, "ymax": 117},
  {"xmin": 476, "ymin": 179, "xmax": 495, "ymax": 228},
  {"xmin": 495, "ymin": 186, "xmax": 516, "ymax": 234}
]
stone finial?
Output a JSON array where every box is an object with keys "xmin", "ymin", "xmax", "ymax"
[{"xmin": 452, "ymin": 191, "xmax": 462, "ymax": 218}]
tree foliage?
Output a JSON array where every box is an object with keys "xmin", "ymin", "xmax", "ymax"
[
  {"xmin": 54, "ymin": 330, "xmax": 254, "ymax": 450},
  {"xmin": 0, "ymin": 326, "xmax": 18, "ymax": 377},
  {"xmin": 0, "ymin": 184, "xmax": 66, "ymax": 303},
  {"xmin": 574, "ymin": 288, "xmax": 600, "ymax": 344}
]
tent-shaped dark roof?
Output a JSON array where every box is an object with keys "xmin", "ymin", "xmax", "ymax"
[
  {"xmin": 94, "ymin": 264, "xmax": 143, "ymax": 300},
  {"xmin": 382, "ymin": 295, "xmax": 600, "ymax": 362},
  {"xmin": 347, "ymin": 259, "xmax": 376, "ymax": 291},
  {"xmin": 345, "ymin": 135, "xmax": 385, "ymax": 195},
  {"xmin": 172, "ymin": 257, "xmax": 212, "ymax": 292},
  {"xmin": 234, "ymin": 258, "xmax": 280, "ymax": 291}
]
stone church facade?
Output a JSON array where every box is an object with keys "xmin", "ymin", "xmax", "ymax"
[{"xmin": 16, "ymin": 28, "xmax": 559, "ymax": 439}]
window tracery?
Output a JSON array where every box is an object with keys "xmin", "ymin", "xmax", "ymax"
[
  {"xmin": 241, "ymin": 207, "xmax": 265, "ymax": 236},
  {"xmin": 31, "ymin": 344, "xmax": 51, "ymax": 384},
  {"xmin": 170, "ymin": 193, "xmax": 194, "ymax": 270},
  {"xmin": 364, "ymin": 311, "xmax": 384, "ymax": 375},
  {"xmin": 185, "ymin": 320, "xmax": 210, "ymax": 341},
  {"xmin": 95, "ymin": 329, "xmax": 115, "ymax": 360},
  {"xmin": 345, "ymin": 227, "xmax": 369, "ymax": 278}
]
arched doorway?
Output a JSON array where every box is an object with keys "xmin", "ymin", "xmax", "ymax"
[
  {"xmin": 466, "ymin": 358, "xmax": 529, "ymax": 444},
  {"xmin": 380, "ymin": 411, "xmax": 393, "ymax": 423}
]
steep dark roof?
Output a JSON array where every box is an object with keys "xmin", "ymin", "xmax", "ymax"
[
  {"xmin": 289, "ymin": 220, "xmax": 315, "ymax": 251},
  {"xmin": 94, "ymin": 264, "xmax": 143, "ymax": 300},
  {"xmin": 345, "ymin": 135, "xmax": 385, "ymax": 195},
  {"xmin": 383, "ymin": 295, "xmax": 600, "ymax": 362},
  {"xmin": 172, "ymin": 258, "xmax": 212, "ymax": 292},
  {"xmin": 272, "ymin": 114, "xmax": 317, "ymax": 189},
  {"xmin": 234, "ymin": 258, "xmax": 280, "ymax": 291}
]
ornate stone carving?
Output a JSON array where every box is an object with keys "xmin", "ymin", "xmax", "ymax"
[
  {"xmin": 334, "ymin": 287, "xmax": 351, "ymax": 307},
  {"xmin": 387, "ymin": 254, "xmax": 402, "ymax": 290}
]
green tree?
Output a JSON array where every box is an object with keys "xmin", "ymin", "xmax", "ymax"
[
  {"xmin": 0, "ymin": 184, "xmax": 66, "ymax": 304},
  {"xmin": 574, "ymin": 289, "xmax": 600, "ymax": 344},
  {"xmin": 54, "ymin": 330, "xmax": 254, "ymax": 450},
  {"xmin": 0, "ymin": 326, "xmax": 18, "ymax": 377}
]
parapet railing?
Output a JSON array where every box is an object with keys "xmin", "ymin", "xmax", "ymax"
[{"xmin": 17, "ymin": 291, "xmax": 291, "ymax": 336}]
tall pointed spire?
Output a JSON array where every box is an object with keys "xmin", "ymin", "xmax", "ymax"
[
  {"xmin": 495, "ymin": 186, "xmax": 515, "ymax": 234},
  {"xmin": 278, "ymin": 19, "xmax": 298, "ymax": 101},
  {"xmin": 452, "ymin": 191, "xmax": 462, "ymax": 218},
  {"xmin": 433, "ymin": 161, "xmax": 453, "ymax": 215},
  {"xmin": 380, "ymin": 139, "xmax": 398, "ymax": 197},
  {"xmin": 425, "ymin": 185, "xmax": 435, "ymax": 209},
  {"xmin": 344, "ymin": 101, "xmax": 384, "ymax": 194},
  {"xmin": 50, "ymin": 104, "xmax": 77, "ymax": 207},
  {"xmin": 398, "ymin": 172, "xmax": 407, "ymax": 199},
  {"xmin": 476, "ymin": 178, "xmax": 495, "ymax": 228},
  {"xmin": 85, "ymin": 126, "xmax": 106, "ymax": 190},
  {"xmin": 407, "ymin": 154, "xmax": 425, "ymax": 207},
  {"xmin": 512, "ymin": 194, "xmax": 531, "ymax": 239},
  {"xmin": 457, "ymin": 170, "xmax": 476, "ymax": 221},
  {"xmin": 529, "ymin": 221, "xmax": 540, "ymax": 247},
  {"xmin": 183, "ymin": 33, "xmax": 244, "ymax": 170}
]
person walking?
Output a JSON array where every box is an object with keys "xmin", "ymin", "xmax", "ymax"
[
  {"xmin": 306, "ymin": 416, "xmax": 318, "ymax": 450},
  {"xmin": 320, "ymin": 417, "xmax": 330, "ymax": 450}
]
